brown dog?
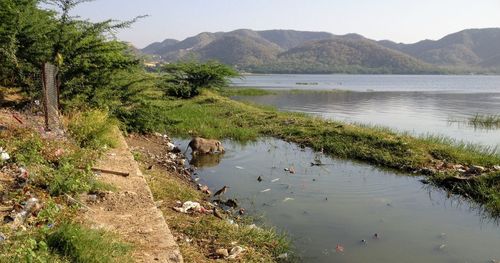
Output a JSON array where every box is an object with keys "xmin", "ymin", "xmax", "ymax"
[{"xmin": 185, "ymin": 137, "xmax": 225, "ymax": 155}]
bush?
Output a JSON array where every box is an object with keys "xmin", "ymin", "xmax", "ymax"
[
  {"xmin": 117, "ymin": 102, "xmax": 180, "ymax": 134},
  {"xmin": 66, "ymin": 109, "xmax": 118, "ymax": 149},
  {"xmin": 161, "ymin": 60, "xmax": 239, "ymax": 98}
]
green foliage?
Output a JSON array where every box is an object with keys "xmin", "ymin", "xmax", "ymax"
[
  {"xmin": 160, "ymin": 60, "xmax": 239, "ymax": 98},
  {"xmin": 66, "ymin": 109, "xmax": 118, "ymax": 149},
  {"xmin": 47, "ymin": 223, "xmax": 132, "ymax": 263},
  {"xmin": 46, "ymin": 160, "xmax": 95, "ymax": 196},
  {"xmin": 117, "ymin": 101, "xmax": 180, "ymax": 133}
]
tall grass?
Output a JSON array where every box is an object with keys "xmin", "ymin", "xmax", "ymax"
[{"xmin": 468, "ymin": 114, "xmax": 500, "ymax": 129}]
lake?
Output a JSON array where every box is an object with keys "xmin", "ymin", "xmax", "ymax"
[
  {"xmin": 232, "ymin": 74, "xmax": 500, "ymax": 148},
  {"xmin": 180, "ymin": 75, "xmax": 500, "ymax": 262}
]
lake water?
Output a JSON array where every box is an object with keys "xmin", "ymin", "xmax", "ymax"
[
  {"xmin": 178, "ymin": 75, "xmax": 500, "ymax": 262},
  {"xmin": 231, "ymin": 74, "xmax": 500, "ymax": 148},
  {"xmin": 179, "ymin": 138, "xmax": 500, "ymax": 263}
]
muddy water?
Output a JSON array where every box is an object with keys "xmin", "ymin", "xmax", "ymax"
[{"xmin": 177, "ymin": 138, "xmax": 500, "ymax": 263}]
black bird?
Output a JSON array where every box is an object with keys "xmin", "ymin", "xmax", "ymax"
[
  {"xmin": 213, "ymin": 186, "xmax": 229, "ymax": 197},
  {"xmin": 257, "ymin": 176, "xmax": 263, "ymax": 182}
]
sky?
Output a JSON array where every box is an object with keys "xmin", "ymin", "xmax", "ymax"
[{"xmin": 60, "ymin": 0, "xmax": 500, "ymax": 48}]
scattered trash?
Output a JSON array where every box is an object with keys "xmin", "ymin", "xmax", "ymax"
[
  {"xmin": 173, "ymin": 201, "xmax": 203, "ymax": 213},
  {"xmin": 227, "ymin": 246, "xmax": 245, "ymax": 259},
  {"xmin": 166, "ymin": 142, "xmax": 176, "ymax": 151},
  {"xmin": 238, "ymin": 208, "xmax": 245, "ymax": 215},
  {"xmin": 257, "ymin": 176, "xmax": 263, "ymax": 182},
  {"xmin": 335, "ymin": 244, "xmax": 344, "ymax": 253},
  {"xmin": 277, "ymin": 253, "xmax": 288, "ymax": 259},
  {"xmin": 0, "ymin": 233, "xmax": 6, "ymax": 244},
  {"xmin": 283, "ymin": 197, "xmax": 294, "ymax": 202},
  {"xmin": 87, "ymin": 194, "xmax": 98, "ymax": 203},
  {"xmin": 260, "ymin": 188, "xmax": 271, "ymax": 193},
  {"xmin": 235, "ymin": 166, "xmax": 244, "ymax": 170},
  {"xmin": 0, "ymin": 148, "xmax": 10, "ymax": 161},
  {"xmin": 289, "ymin": 167, "xmax": 296, "ymax": 174},
  {"xmin": 437, "ymin": 244, "xmax": 447, "ymax": 251},
  {"xmin": 226, "ymin": 219, "xmax": 238, "ymax": 227},
  {"xmin": 193, "ymin": 177, "xmax": 200, "ymax": 182},
  {"xmin": 213, "ymin": 207, "xmax": 225, "ymax": 219},
  {"xmin": 361, "ymin": 239, "xmax": 367, "ymax": 244},
  {"xmin": 198, "ymin": 185, "xmax": 211, "ymax": 195},
  {"xmin": 216, "ymin": 248, "xmax": 229, "ymax": 258},
  {"xmin": 248, "ymin": 224, "xmax": 261, "ymax": 230},
  {"xmin": 271, "ymin": 178, "xmax": 280, "ymax": 183},
  {"xmin": 284, "ymin": 168, "xmax": 289, "ymax": 172}
]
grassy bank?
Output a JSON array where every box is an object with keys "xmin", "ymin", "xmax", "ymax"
[
  {"xmin": 125, "ymin": 90, "xmax": 500, "ymax": 216},
  {"xmin": 0, "ymin": 109, "xmax": 130, "ymax": 262}
]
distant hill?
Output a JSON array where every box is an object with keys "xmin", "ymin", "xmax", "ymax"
[
  {"xmin": 142, "ymin": 28, "xmax": 500, "ymax": 74},
  {"xmin": 252, "ymin": 37, "xmax": 436, "ymax": 74},
  {"xmin": 378, "ymin": 28, "xmax": 500, "ymax": 70}
]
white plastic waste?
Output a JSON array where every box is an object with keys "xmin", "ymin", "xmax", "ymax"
[
  {"xmin": 0, "ymin": 148, "xmax": 10, "ymax": 161},
  {"xmin": 166, "ymin": 142, "xmax": 176, "ymax": 151},
  {"xmin": 283, "ymin": 197, "xmax": 294, "ymax": 202},
  {"xmin": 260, "ymin": 188, "xmax": 271, "ymax": 193},
  {"xmin": 227, "ymin": 246, "xmax": 245, "ymax": 259},
  {"xmin": 173, "ymin": 201, "xmax": 202, "ymax": 213}
]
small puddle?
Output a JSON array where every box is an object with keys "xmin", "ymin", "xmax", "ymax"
[{"xmin": 178, "ymin": 138, "xmax": 500, "ymax": 263}]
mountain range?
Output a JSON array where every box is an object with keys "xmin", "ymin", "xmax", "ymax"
[{"xmin": 141, "ymin": 28, "xmax": 500, "ymax": 74}]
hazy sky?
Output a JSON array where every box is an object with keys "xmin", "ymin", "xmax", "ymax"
[{"xmin": 64, "ymin": 0, "xmax": 500, "ymax": 48}]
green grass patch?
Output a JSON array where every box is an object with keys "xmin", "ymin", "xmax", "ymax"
[
  {"xmin": 219, "ymin": 87, "xmax": 276, "ymax": 97},
  {"xmin": 47, "ymin": 223, "xmax": 132, "ymax": 263}
]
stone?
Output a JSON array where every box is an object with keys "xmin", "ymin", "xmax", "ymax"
[{"xmin": 216, "ymin": 248, "xmax": 229, "ymax": 258}]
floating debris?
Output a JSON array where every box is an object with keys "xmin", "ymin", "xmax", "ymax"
[
  {"xmin": 361, "ymin": 239, "xmax": 367, "ymax": 244},
  {"xmin": 335, "ymin": 244, "xmax": 344, "ymax": 253},
  {"xmin": 260, "ymin": 188, "xmax": 271, "ymax": 193},
  {"xmin": 271, "ymin": 178, "xmax": 280, "ymax": 183},
  {"xmin": 235, "ymin": 166, "xmax": 244, "ymax": 170},
  {"xmin": 283, "ymin": 197, "xmax": 294, "ymax": 202}
]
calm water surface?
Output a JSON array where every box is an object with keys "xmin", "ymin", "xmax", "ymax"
[
  {"xmin": 232, "ymin": 74, "xmax": 500, "ymax": 148},
  {"xmin": 178, "ymin": 139, "xmax": 500, "ymax": 263}
]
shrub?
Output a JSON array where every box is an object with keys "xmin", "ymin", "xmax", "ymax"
[{"xmin": 66, "ymin": 109, "xmax": 118, "ymax": 150}]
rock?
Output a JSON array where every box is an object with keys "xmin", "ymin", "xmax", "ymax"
[
  {"xmin": 493, "ymin": 165, "xmax": 500, "ymax": 171},
  {"xmin": 216, "ymin": 248, "xmax": 229, "ymax": 258}
]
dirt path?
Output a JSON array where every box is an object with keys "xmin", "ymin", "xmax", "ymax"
[{"xmin": 80, "ymin": 129, "xmax": 183, "ymax": 263}]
